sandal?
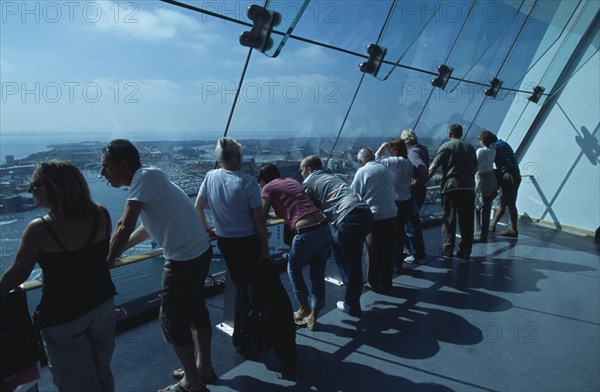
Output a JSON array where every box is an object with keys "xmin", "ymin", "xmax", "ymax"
[
  {"xmin": 303, "ymin": 316, "xmax": 317, "ymax": 331},
  {"xmin": 498, "ymin": 229, "xmax": 518, "ymax": 238},
  {"xmin": 294, "ymin": 318, "xmax": 307, "ymax": 327},
  {"xmin": 172, "ymin": 368, "xmax": 217, "ymax": 385},
  {"xmin": 293, "ymin": 310, "xmax": 309, "ymax": 323},
  {"xmin": 158, "ymin": 381, "xmax": 209, "ymax": 392}
]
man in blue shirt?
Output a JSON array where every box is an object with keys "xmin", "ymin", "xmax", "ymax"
[{"xmin": 489, "ymin": 134, "xmax": 521, "ymax": 237}]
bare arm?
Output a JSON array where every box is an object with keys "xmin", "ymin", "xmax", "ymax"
[
  {"xmin": 252, "ymin": 206, "xmax": 270, "ymax": 257},
  {"xmin": 194, "ymin": 195, "xmax": 214, "ymax": 236},
  {"xmin": 124, "ymin": 224, "xmax": 150, "ymax": 250},
  {"xmin": 107, "ymin": 200, "xmax": 145, "ymax": 264},
  {"xmin": 428, "ymin": 162, "xmax": 438, "ymax": 179},
  {"xmin": 261, "ymin": 196, "xmax": 272, "ymax": 220},
  {"xmin": 375, "ymin": 142, "xmax": 389, "ymax": 159},
  {"xmin": 0, "ymin": 219, "xmax": 44, "ymax": 293}
]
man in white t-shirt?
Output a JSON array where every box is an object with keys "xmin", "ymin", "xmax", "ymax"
[
  {"xmin": 350, "ymin": 148, "xmax": 397, "ymax": 292},
  {"xmin": 102, "ymin": 139, "xmax": 213, "ymax": 392}
]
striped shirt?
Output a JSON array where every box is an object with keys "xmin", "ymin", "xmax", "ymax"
[{"xmin": 493, "ymin": 139, "xmax": 519, "ymax": 174}]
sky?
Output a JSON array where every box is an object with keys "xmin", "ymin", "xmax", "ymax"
[
  {"xmin": 0, "ymin": 1, "xmax": 396, "ymax": 140},
  {"xmin": 0, "ymin": 0, "xmax": 589, "ymax": 149}
]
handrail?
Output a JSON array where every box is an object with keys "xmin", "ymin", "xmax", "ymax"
[
  {"xmin": 19, "ymin": 249, "xmax": 166, "ymax": 292},
  {"xmin": 18, "ymin": 218, "xmax": 288, "ymax": 293}
]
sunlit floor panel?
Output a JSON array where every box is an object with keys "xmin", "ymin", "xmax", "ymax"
[{"xmin": 34, "ymin": 221, "xmax": 599, "ymax": 392}]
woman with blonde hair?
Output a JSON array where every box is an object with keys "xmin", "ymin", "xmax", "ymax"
[
  {"xmin": 375, "ymin": 139, "xmax": 419, "ymax": 271},
  {"xmin": 0, "ymin": 159, "xmax": 116, "ymax": 392},
  {"xmin": 195, "ymin": 137, "xmax": 270, "ymax": 351}
]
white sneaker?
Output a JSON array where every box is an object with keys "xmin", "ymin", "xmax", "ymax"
[{"xmin": 404, "ymin": 255, "xmax": 425, "ymax": 264}]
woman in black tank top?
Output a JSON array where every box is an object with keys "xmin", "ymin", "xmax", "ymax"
[{"xmin": 0, "ymin": 159, "xmax": 117, "ymax": 392}]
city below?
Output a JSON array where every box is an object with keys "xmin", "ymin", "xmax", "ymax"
[{"xmin": 0, "ymin": 136, "xmax": 445, "ymax": 214}]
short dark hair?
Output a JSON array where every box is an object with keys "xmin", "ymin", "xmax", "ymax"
[
  {"xmin": 389, "ymin": 138, "xmax": 407, "ymax": 158},
  {"xmin": 478, "ymin": 130, "xmax": 497, "ymax": 147},
  {"xmin": 301, "ymin": 155, "xmax": 323, "ymax": 171},
  {"xmin": 104, "ymin": 139, "xmax": 141, "ymax": 169},
  {"xmin": 449, "ymin": 123, "xmax": 463, "ymax": 138},
  {"xmin": 257, "ymin": 163, "xmax": 281, "ymax": 184}
]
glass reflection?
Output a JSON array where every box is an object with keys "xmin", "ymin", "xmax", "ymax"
[
  {"xmin": 376, "ymin": 0, "xmax": 445, "ymax": 81},
  {"xmin": 1, "ymin": 0, "xmax": 598, "ymax": 311},
  {"xmin": 496, "ymin": 0, "xmax": 580, "ymax": 101},
  {"xmin": 444, "ymin": 0, "xmax": 526, "ymax": 93},
  {"xmin": 263, "ymin": 0, "xmax": 311, "ymax": 58}
]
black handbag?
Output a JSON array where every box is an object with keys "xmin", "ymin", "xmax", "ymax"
[{"xmin": 0, "ymin": 288, "xmax": 43, "ymax": 380}]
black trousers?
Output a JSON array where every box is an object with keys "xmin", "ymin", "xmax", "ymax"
[
  {"xmin": 365, "ymin": 217, "xmax": 396, "ymax": 289},
  {"xmin": 442, "ymin": 190, "xmax": 475, "ymax": 255}
]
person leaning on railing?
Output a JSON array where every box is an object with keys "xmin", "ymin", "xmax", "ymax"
[
  {"xmin": 0, "ymin": 159, "xmax": 117, "ymax": 392},
  {"xmin": 102, "ymin": 140, "xmax": 214, "ymax": 392},
  {"xmin": 257, "ymin": 163, "xmax": 331, "ymax": 331},
  {"xmin": 194, "ymin": 137, "xmax": 270, "ymax": 354}
]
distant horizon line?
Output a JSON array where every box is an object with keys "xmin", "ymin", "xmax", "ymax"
[{"xmin": 1, "ymin": 131, "xmax": 442, "ymax": 141}]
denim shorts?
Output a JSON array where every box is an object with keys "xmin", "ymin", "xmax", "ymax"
[{"xmin": 160, "ymin": 248, "xmax": 212, "ymax": 346}]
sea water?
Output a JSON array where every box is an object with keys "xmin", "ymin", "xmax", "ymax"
[
  {"xmin": 0, "ymin": 172, "xmax": 230, "ymax": 309},
  {"xmin": 1, "ymin": 130, "xmax": 296, "ymax": 309}
]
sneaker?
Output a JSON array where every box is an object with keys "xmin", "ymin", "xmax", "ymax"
[
  {"xmin": 473, "ymin": 236, "xmax": 487, "ymax": 243},
  {"xmin": 404, "ymin": 255, "xmax": 426, "ymax": 264},
  {"xmin": 336, "ymin": 301, "xmax": 361, "ymax": 318},
  {"xmin": 498, "ymin": 229, "xmax": 518, "ymax": 238},
  {"xmin": 442, "ymin": 251, "xmax": 454, "ymax": 258}
]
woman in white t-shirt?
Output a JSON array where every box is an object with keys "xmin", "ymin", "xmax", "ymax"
[
  {"xmin": 474, "ymin": 131, "xmax": 499, "ymax": 243},
  {"xmin": 375, "ymin": 139, "xmax": 418, "ymax": 270},
  {"xmin": 195, "ymin": 137, "xmax": 271, "ymax": 354}
]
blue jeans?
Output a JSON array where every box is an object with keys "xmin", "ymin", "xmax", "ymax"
[
  {"xmin": 404, "ymin": 204, "xmax": 426, "ymax": 259},
  {"xmin": 331, "ymin": 207, "xmax": 374, "ymax": 314},
  {"xmin": 288, "ymin": 225, "xmax": 332, "ymax": 310},
  {"xmin": 395, "ymin": 199, "xmax": 417, "ymax": 264}
]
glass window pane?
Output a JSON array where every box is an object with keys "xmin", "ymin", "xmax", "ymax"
[
  {"xmin": 263, "ymin": 0, "xmax": 311, "ymax": 57},
  {"xmin": 292, "ymin": 1, "xmax": 392, "ymax": 56},
  {"xmin": 376, "ymin": 0, "xmax": 446, "ymax": 80},
  {"xmin": 416, "ymin": 79, "xmax": 487, "ymax": 141},
  {"xmin": 496, "ymin": 0, "xmax": 580, "ymax": 101},
  {"xmin": 472, "ymin": 89, "xmax": 541, "ymax": 147},
  {"xmin": 444, "ymin": 0, "xmax": 525, "ymax": 93},
  {"xmin": 537, "ymin": 0, "xmax": 599, "ymax": 104},
  {"xmin": 226, "ymin": 38, "xmax": 365, "ymax": 149}
]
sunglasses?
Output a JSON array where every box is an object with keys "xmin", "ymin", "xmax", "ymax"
[{"xmin": 27, "ymin": 180, "xmax": 44, "ymax": 192}]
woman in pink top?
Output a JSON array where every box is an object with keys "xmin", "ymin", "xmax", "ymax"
[{"xmin": 257, "ymin": 163, "xmax": 331, "ymax": 331}]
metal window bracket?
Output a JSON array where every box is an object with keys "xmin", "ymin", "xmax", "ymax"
[
  {"xmin": 485, "ymin": 78, "xmax": 503, "ymax": 99},
  {"xmin": 528, "ymin": 85, "xmax": 545, "ymax": 104},
  {"xmin": 359, "ymin": 44, "xmax": 387, "ymax": 77},
  {"xmin": 431, "ymin": 64, "xmax": 454, "ymax": 90},
  {"xmin": 239, "ymin": 5, "xmax": 282, "ymax": 53}
]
